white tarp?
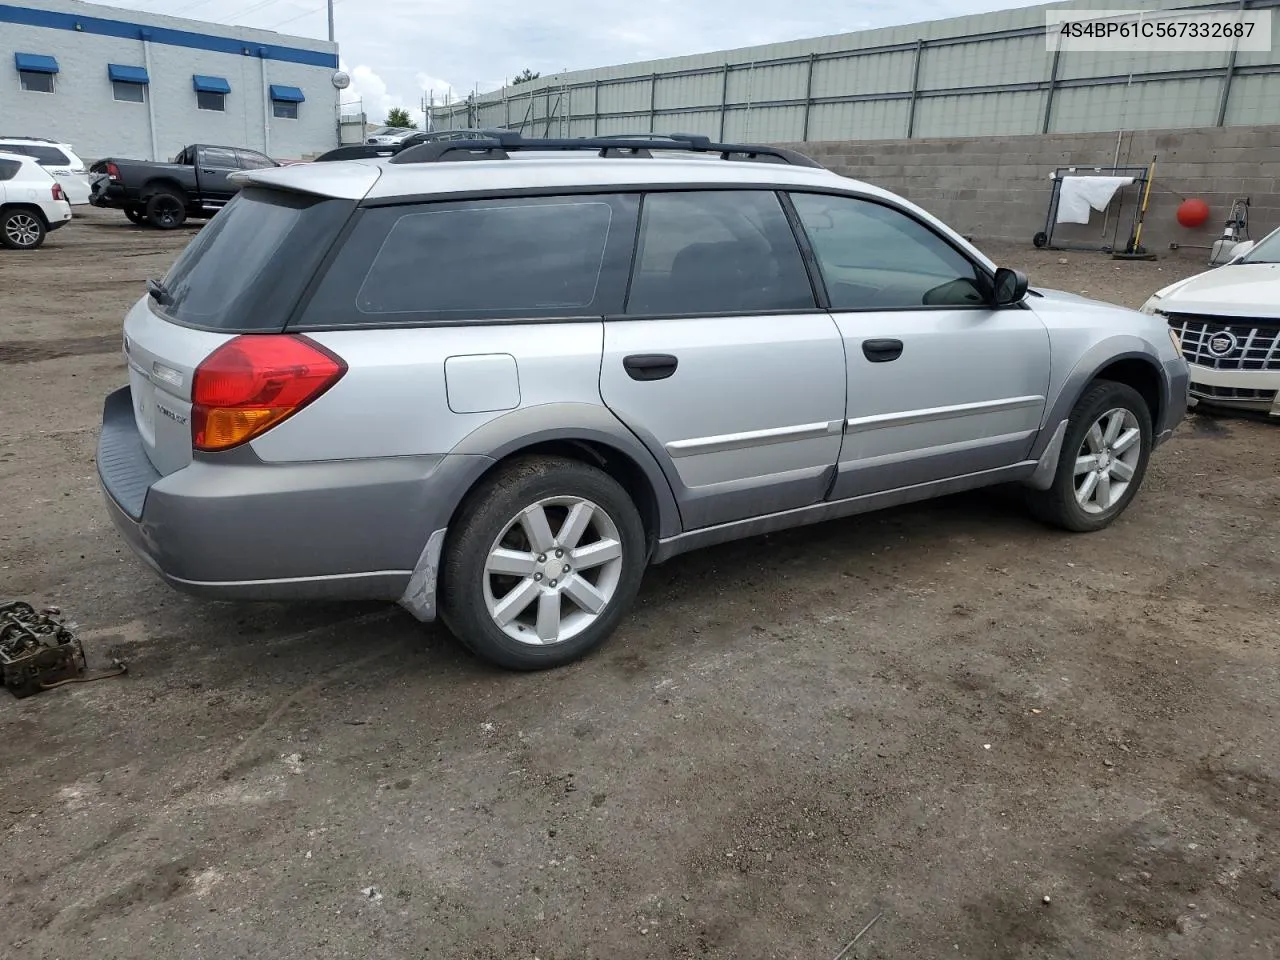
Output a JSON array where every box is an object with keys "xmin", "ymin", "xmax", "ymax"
[{"xmin": 1055, "ymin": 175, "xmax": 1135, "ymax": 225}]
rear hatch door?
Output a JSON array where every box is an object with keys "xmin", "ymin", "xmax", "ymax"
[{"xmin": 121, "ymin": 180, "xmax": 367, "ymax": 475}]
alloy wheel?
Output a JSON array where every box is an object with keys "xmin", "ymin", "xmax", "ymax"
[
  {"xmin": 5, "ymin": 214, "xmax": 41, "ymax": 247},
  {"xmin": 1073, "ymin": 407, "xmax": 1142, "ymax": 514},
  {"xmin": 482, "ymin": 496, "xmax": 625, "ymax": 645}
]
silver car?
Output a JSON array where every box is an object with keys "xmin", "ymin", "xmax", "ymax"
[{"xmin": 98, "ymin": 134, "xmax": 1190, "ymax": 670}]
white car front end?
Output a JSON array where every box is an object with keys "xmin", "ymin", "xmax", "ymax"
[
  {"xmin": 1141, "ymin": 233, "xmax": 1280, "ymax": 418},
  {"xmin": 364, "ymin": 127, "xmax": 415, "ymax": 146}
]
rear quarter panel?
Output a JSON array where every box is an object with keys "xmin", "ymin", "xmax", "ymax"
[{"xmin": 247, "ymin": 323, "xmax": 608, "ymax": 462}]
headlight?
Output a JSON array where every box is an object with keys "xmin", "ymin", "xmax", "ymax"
[
  {"xmin": 1168, "ymin": 327, "xmax": 1183, "ymax": 354},
  {"xmin": 1139, "ymin": 294, "xmax": 1163, "ymax": 316}
]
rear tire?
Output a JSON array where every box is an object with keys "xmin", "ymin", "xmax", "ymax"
[
  {"xmin": 439, "ymin": 456, "xmax": 646, "ymax": 670},
  {"xmin": 144, "ymin": 190, "xmax": 187, "ymax": 230},
  {"xmin": 1027, "ymin": 380, "xmax": 1153, "ymax": 532},
  {"xmin": 0, "ymin": 208, "xmax": 47, "ymax": 249}
]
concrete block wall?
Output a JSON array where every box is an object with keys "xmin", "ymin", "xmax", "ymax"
[{"xmin": 776, "ymin": 124, "xmax": 1280, "ymax": 257}]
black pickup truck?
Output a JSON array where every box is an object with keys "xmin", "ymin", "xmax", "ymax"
[{"xmin": 88, "ymin": 144, "xmax": 281, "ymax": 229}]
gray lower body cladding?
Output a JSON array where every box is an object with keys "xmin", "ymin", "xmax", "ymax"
[{"xmin": 97, "ymin": 386, "xmax": 486, "ymax": 603}]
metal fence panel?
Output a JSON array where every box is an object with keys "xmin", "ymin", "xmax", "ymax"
[
  {"xmin": 807, "ymin": 100, "xmax": 912, "ymax": 141},
  {"xmin": 811, "ymin": 51, "xmax": 915, "ymax": 97},
  {"xmin": 919, "ymin": 34, "xmax": 1047, "ymax": 89},
  {"xmin": 914, "ymin": 90, "xmax": 1048, "ymax": 137},
  {"xmin": 725, "ymin": 61, "xmax": 809, "ymax": 104},
  {"xmin": 1049, "ymin": 76, "xmax": 1223, "ymax": 133},
  {"xmin": 722, "ymin": 104, "xmax": 805, "ymax": 142},
  {"xmin": 655, "ymin": 71, "xmax": 722, "ymax": 110},
  {"xmin": 1224, "ymin": 73, "xmax": 1280, "ymax": 123},
  {"xmin": 428, "ymin": 0, "xmax": 1280, "ymax": 141}
]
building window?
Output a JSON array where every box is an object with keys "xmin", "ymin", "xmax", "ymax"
[
  {"xmin": 197, "ymin": 90, "xmax": 226, "ymax": 111},
  {"xmin": 19, "ymin": 70, "xmax": 54, "ymax": 93},
  {"xmin": 268, "ymin": 84, "xmax": 305, "ymax": 120},
  {"xmin": 108, "ymin": 63, "xmax": 149, "ymax": 103},
  {"xmin": 113, "ymin": 81, "xmax": 146, "ymax": 103},
  {"xmin": 193, "ymin": 75, "xmax": 230, "ymax": 112},
  {"xmin": 14, "ymin": 53, "xmax": 59, "ymax": 93}
]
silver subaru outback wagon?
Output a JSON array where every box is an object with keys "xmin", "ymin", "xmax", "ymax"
[{"xmin": 97, "ymin": 134, "xmax": 1189, "ymax": 670}]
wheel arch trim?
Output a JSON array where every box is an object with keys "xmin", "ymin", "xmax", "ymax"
[
  {"xmin": 1032, "ymin": 342, "xmax": 1166, "ymax": 462},
  {"xmin": 399, "ymin": 403, "xmax": 684, "ymax": 624}
]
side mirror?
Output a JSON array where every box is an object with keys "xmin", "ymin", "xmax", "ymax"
[
  {"xmin": 1229, "ymin": 240, "xmax": 1256, "ymax": 261},
  {"xmin": 993, "ymin": 267, "xmax": 1029, "ymax": 306}
]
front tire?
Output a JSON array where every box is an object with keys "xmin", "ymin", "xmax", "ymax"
[
  {"xmin": 439, "ymin": 456, "xmax": 646, "ymax": 670},
  {"xmin": 1028, "ymin": 380, "xmax": 1153, "ymax": 532},
  {"xmin": 0, "ymin": 208, "xmax": 47, "ymax": 249}
]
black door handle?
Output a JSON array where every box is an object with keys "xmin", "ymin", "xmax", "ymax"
[
  {"xmin": 623, "ymin": 354, "xmax": 678, "ymax": 381},
  {"xmin": 862, "ymin": 338, "xmax": 903, "ymax": 362}
]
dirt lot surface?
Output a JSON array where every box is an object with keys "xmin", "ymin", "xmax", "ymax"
[{"xmin": 2, "ymin": 207, "xmax": 1278, "ymax": 960}]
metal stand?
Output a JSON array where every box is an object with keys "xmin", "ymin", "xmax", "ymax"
[{"xmin": 1032, "ymin": 164, "xmax": 1152, "ymax": 252}]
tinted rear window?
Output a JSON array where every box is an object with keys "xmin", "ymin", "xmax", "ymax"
[
  {"xmin": 29, "ymin": 145, "xmax": 70, "ymax": 165},
  {"xmin": 297, "ymin": 194, "xmax": 638, "ymax": 327},
  {"xmin": 2, "ymin": 144, "xmax": 71, "ymax": 165},
  {"xmin": 157, "ymin": 187, "xmax": 354, "ymax": 331},
  {"xmin": 0, "ymin": 159, "xmax": 20, "ymax": 181}
]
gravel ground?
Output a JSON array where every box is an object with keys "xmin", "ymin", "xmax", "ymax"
[{"xmin": 2, "ymin": 207, "xmax": 1278, "ymax": 960}]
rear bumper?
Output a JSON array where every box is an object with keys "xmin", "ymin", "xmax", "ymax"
[
  {"xmin": 97, "ymin": 386, "xmax": 490, "ymax": 611},
  {"xmin": 89, "ymin": 181, "xmax": 128, "ymax": 209}
]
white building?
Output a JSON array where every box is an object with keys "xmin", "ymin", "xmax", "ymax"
[{"xmin": 1, "ymin": 0, "xmax": 342, "ymax": 162}]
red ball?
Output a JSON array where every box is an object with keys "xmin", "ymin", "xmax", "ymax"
[{"xmin": 1177, "ymin": 198, "xmax": 1211, "ymax": 228}]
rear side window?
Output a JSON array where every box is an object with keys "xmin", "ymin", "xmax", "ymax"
[
  {"xmin": 198, "ymin": 146, "xmax": 238, "ymax": 169},
  {"xmin": 237, "ymin": 150, "xmax": 276, "ymax": 169},
  {"xmin": 0, "ymin": 159, "xmax": 21, "ymax": 181},
  {"xmin": 625, "ymin": 190, "xmax": 816, "ymax": 316},
  {"xmin": 298, "ymin": 194, "xmax": 639, "ymax": 327},
  {"xmin": 21, "ymin": 145, "xmax": 71, "ymax": 166},
  {"xmin": 157, "ymin": 187, "xmax": 355, "ymax": 332}
]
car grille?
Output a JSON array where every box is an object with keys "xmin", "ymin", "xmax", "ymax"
[
  {"xmin": 1168, "ymin": 314, "xmax": 1280, "ymax": 371},
  {"xmin": 1190, "ymin": 383, "xmax": 1277, "ymax": 402}
]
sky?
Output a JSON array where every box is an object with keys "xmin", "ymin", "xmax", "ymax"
[{"xmin": 105, "ymin": 0, "xmax": 1042, "ymax": 126}]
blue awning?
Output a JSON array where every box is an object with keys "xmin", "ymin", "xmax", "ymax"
[
  {"xmin": 108, "ymin": 63, "xmax": 150, "ymax": 85},
  {"xmin": 193, "ymin": 74, "xmax": 231, "ymax": 94},
  {"xmin": 268, "ymin": 84, "xmax": 305, "ymax": 103},
  {"xmin": 15, "ymin": 53, "xmax": 59, "ymax": 74}
]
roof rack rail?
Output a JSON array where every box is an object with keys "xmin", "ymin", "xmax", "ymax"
[
  {"xmin": 313, "ymin": 143, "xmax": 403, "ymax": 162},
  {"xmin": 387, "ymin": 132, "xmax": 823, "ymax": 168}
]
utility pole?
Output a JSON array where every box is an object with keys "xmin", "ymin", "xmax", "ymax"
[{"xmin": 326, "ymin": 0, "xmax": 334, "ymax": 43}]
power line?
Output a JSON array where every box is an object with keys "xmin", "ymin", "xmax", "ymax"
[
  {"xmin": 265, "ymin": 0, "xmax": 343, "ymax": 30},
  {"xmin": 219, "ymin": 0, "xmax": 299, "ymax": 24},
  {"xmin": 168, "ymin": 0, "xmax": 222, "ymax": 15}
]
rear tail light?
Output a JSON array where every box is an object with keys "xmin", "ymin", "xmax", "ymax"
[
  {"xmin": 105, "ymin": 162, "xmax": 121, "ymax": 182},
  {"xmin": 191, "ymin": 335, "xmax": 346, "ymax": 452},
  {"xmin": 51, "ymin": 183, "xmax": 66, "ymax": 201}
]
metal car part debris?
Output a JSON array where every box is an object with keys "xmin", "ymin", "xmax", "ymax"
[{"xmin": 0, "ymin": 601, "xmax": 126, "ymax": 698}]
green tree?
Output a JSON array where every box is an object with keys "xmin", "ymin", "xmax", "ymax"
[
  {"xmin": 384, "ymin": 107, "xmax": 417, "ymax": 129},
  {"xmin": 511, "ymin": 68, "xmax": 541, "ymax": 86}
]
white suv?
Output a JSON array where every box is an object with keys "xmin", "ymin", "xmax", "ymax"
[
  {"xmin": 0, "ymin": 152, "xmax": 73, "ymax": 249},
  {"xmin": 0, "ymin": 137, "xmax": 91, "ymax": 205}
]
